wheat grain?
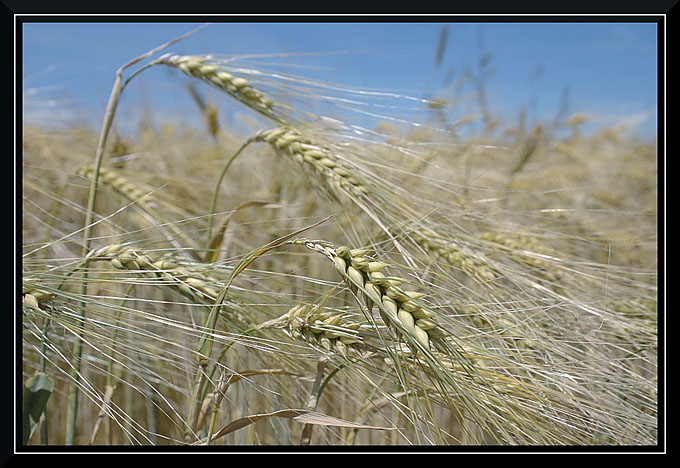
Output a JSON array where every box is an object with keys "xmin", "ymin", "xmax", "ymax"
[
  {"xmin": 410, "ymin": 231, "xmax": 497, "ymax": 282},
  {"xmin": 77, "ymin": 165, "xmax": 204, "ymax": 258},
  {"xmin": 23, "ymin": 277, "xmax": 55, "ymax": 306},
  {"xmin": 478, "ymin": 230, "xmax": 561, "ymax": 281}
]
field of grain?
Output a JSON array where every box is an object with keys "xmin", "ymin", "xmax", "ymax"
[{"xmin": 20, "ymin": 31, "xmax": 659, "ymax": 448}]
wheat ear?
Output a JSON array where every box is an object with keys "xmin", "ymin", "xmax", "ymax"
[
  {"xmin": 259, "ymin": 303, "xmax": 366, "ymax": 358},
  {"xmin": 253, "ymin": 127, "xmax": 371, "ymax": 200},
  {"xmin": 410, "ymin": 231, "xmax": 497, "ymax": 282},
  {"xmin": 291, "ymin": 239, "xmax": 442, "ymax": 353},
  {"xmin": 479, "ymin": 230, "xmax": 561, "ymax": 280},
  {"xmin": 77, "ymin": 165, "xmax": 154, "ymax": 210},
  {"xmin": 150, "ymin": 54, "xmax": 285, "ymax": 125},
  {"xmin": 77, "ymin": 165, "xmax": 203, "ymax": 258},
  {"xmin": 86, "ymin": 244, "xmax": 221, "ymax": 303}
]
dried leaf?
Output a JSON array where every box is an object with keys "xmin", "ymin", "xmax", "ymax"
[
  {"xmin": 204, "ymin": 200, "xmax": 283, "ymax": 263},
  {"xmin": 205, "ymin": 408, "xmax": 396, "ymax": 444},
  {"xmin": 88, "ymin": 384, "xmax": 116, "ymax": 445}
]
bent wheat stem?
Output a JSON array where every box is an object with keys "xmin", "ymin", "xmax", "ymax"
[{"xmin": 206, "ymin": 138, "xmax": 256, "ymax": 244}]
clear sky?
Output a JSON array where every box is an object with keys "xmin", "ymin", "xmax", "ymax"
[{"xmin": 21, "ymin": 20, "xmax": 659, "ymax": 140}]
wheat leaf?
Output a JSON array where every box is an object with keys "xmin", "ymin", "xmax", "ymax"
[
  {"xmin": 203, "ymin": 200, "xmax": 283, "ymax": 263},
  {"xmin": 22, "ymin": 372, "xmax": 54, "ymax": 445}
]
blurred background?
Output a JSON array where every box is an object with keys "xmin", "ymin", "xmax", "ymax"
[{"xmin": 21, "ymin": 21, "xmax": 658, "ymax": 140}]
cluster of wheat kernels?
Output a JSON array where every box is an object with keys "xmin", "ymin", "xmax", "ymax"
[
  {"xmin": 151, "ymin": 54, "xmax": 280, "ymax": 123},
  {"xmin": 478, "ymin": 231, "xmax": 561, "ymax": 280},
  {"xmin": 478, "ymin": 231, "xmax": 549, "ymax": 254},
  {"xmin": 294, "ymin": 239, "xmax": 440, "ymax": 353},
  {"xmin": 254, "ymin": 127, "xmax": 370, "ymax": 200},
  {"xmin": 276, "ymin": 304, "xmax": 365, "ymax": 357},
  {"xmin": 409, "ymin": 231, "xmax": 496, "ymax": 283},
  {"xmin": 23, "ymin": 290, "xmax": 48, "ymax": 313},
  {"xmin": 77, "ymin": 165, "xmax": 153, "ymax": 209},
  {"xmin": 23, "ymin": 277, "xmax": 55, "ymax": 307},
  {"xmin": 86, "ymin": 244, "xmax": 221, "ymax": 303}
]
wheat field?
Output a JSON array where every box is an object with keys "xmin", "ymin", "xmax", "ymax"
[{"xmin": 20, "ymin": 26, "xmax": 660, "ymax": 449}]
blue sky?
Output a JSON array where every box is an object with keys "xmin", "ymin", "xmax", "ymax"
[{"xmin": 21, "ymin": 21, "xmax": 659, "ymax": 140}]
